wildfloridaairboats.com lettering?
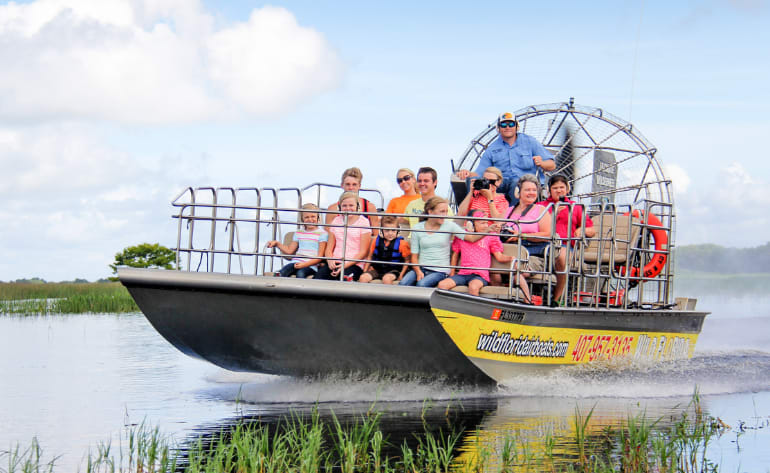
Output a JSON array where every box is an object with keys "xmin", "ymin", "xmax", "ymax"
[
  {"xmin": 476, "ymin": 330, "xmax": 691, "ymax": 362},
  {"xmin": 476, "ymin": 331, "xmax": 569, "ymax": 358}
]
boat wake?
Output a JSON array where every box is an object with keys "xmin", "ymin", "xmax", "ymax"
[
  {"xmin": 201, "ymin": 349, "xmax": 770, "ymax": 404},
  {"xmin": 497, "ymin": 350, "xmax": 770, "ymax": 398},
  {"xmin": 202, "ymin": 371, "xmax": 497, "ymax": 405}
]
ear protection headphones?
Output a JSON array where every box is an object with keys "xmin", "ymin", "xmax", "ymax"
[
  {"xmin": 547, "ymin": 175, "xmax": 571, "ymax": 195},
  {"xmin": 337, "ymin": 195, "xmax": 361, "ymax": 211},
  {"xmin": 513, "ymin": 176, "xmax": 541, "ymax": 200}
]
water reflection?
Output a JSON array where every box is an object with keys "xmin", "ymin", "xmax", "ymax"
[
  {"xmin": 1, "ymin": 290, "xmax": 769, "ymax": 471},
  {"xmin": 176, "ymin": 393, "xmax": 731, "ymax": 472}
]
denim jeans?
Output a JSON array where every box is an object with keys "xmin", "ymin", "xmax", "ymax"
[
  {"xmin": 315, "ymin": 264, "xmax": 363, "ymax": 281},
  {"xmin": 278, "ymin": 263, "xmax": 316, "ymax": 279},
  {"xmin": 449, "ymin": 273, "xmax": 488, "ymax": 286},
  {"xmin": 399, "ymin": 268, "xmax": 448, "ymax": 288}
]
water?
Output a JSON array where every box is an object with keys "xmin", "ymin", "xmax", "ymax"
[{"xmin": 1, "ymin": 292, "xmax": 769, "ymax": 472}]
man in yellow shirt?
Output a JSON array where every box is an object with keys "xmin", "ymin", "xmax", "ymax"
[{"xmin": 404, "ymin": 167, "xmax": 454, "ymax": 227}]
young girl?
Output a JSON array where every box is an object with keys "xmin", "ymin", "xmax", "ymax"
[
  {"xmin": 438, "ymin": 210, "xmax": 530, "ymax": 301},
  {"xmin": 398, "ymin": 197, "xmax": 482, "ymax": 288},
  {"xmin": 317, "ymin": 191, "xmax": 372, "ymax": 281},
  {"xmin": 266, "ymin": 203, "xmax": 328, "ymax": 278}
]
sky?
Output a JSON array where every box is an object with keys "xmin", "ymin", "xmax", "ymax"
[{"xmin": 1, "ymin": 0, "xmax": 768, "ymax": 281}]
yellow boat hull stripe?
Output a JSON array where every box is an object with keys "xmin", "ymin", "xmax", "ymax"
[{"xmin": 433, "ymin": 309, "xmax": 699, "ymax": 365}]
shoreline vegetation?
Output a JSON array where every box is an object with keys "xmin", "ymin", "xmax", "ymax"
[
  {"xmin": 676, "ymin": 242, "xmax": 770, "ymax": 274},
  {"xmin": 1, "ymin": 394, "xmax": 725, "ymax": 473},
  {"xmin": 0, "ymin": 282, "xmax": 138, "ymax": 315}
]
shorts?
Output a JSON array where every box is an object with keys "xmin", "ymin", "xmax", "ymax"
[
  {"xmin": 364, "ymin": 267, "xmax": 401, "ymax": 280},
  {"xmin": 522, "ymin": 240, "xmax": 549, "ymax": 257},
  {"xmin": 450, "ymin": 273, "xmax": 489, "ymax": 286}
]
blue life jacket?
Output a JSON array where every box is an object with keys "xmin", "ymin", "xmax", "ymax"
[{"xmin": 372, "ymin": 235, "xmax": 404, "ymax": 272}]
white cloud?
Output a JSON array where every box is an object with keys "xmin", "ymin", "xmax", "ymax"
[
  {"xmin": 663, "ymin": 163, "xmax": 691, "ymax": 195},
  {"xmin": 674, "ymin": 162, "xmax": 770, "ymax": 247},
  {"xmin": 0, "ymin": 0, "xmax": 343, "ymax": 124},
  {"xmin": 206, "ymin": 7, "xmax": 344, "ymax": 116},
  {"xmin": 0, "ymin": 124, "xmax": 204, "ymax": 280}
]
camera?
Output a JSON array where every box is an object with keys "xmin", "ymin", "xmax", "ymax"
[
  {"xmin": 472, "ymin": 178, "xmax": 492, "ymax": 191},
  {"xmin": 500, "ymin": 224, "xmax": 517, "ymax": 238}
]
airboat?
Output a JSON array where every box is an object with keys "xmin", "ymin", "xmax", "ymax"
[{"xmin": 119, "ymin": 100, "xmax": 708, "ymax": 386}]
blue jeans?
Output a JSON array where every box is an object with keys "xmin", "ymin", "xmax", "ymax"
[
  {"xmin": 279, "ymin": 263, "xmax": 316, "ymax": 279},
  {"xmin": 495, "ymin": 178, "xmax": 517, "ymax": 206},
  {"xmin": 449, "ymin": 273, "xmax": 488, "ymax": 286},
  {"xmin": 315, "ymin": 264, "xmax": 363, "ymax": 281},
  {"xmin": 399, "ymin": 268, "xmax": 448, "ymax": 288},
  {"xmin": 523, "ymin": 240, "xmax": 549, "ymax": 257}
]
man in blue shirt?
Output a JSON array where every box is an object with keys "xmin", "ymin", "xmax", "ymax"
[{"xmin": 456, "ymin": 112, "xmax": 555, "ymax": 204}]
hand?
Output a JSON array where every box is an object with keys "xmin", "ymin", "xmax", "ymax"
[
  {"xmin": 464, "ymin": 221, "xmax": 474, "ymax": 231},
  {"xmin": 415, "ymin": 271, "xmax": 424, "ymax": 281},
  {"xmin": 505, "ymin": 235, "xmax": 519, "ymax": 243},
  {"xmin": 293, "ymin": 262, "xmax": 304, "ymax": 269},
  {"xmin": 480, "ymin": 188, "xmax": 493, "ymax": 200},
  {"xmin": 456, "ymin": 169, "xmax": 471, "ymax": 179},
  {"xmin": 533, "ymin": 155, "xmax": 544, "ymax": 167},
  {"xmin": 489, "ymin": 223, "xmax": 502, "ymax": 233},
  {"xmin": 267, "ymin": 240, "xmax": 279, "ymax": 248},
  {"xmin": 449, "ymin": 269, "xmax": 456, "ymax": 277}
]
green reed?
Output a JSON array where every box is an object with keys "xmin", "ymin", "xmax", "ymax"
[
  {"xmin": 1, "ymin": 393, "xmax": 729, "ymax": 473},
  {"xmin": 0, "ymin": 282, "xmax": 138, "ymax": 315}
]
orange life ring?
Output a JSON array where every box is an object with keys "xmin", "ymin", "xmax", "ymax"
[{"xmin": 618, "ymin": 210, "xmax": 668, "ymax": 282}]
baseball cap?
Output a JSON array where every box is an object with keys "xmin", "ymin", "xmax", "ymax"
[{"xmin": 497, "ymin": 112, "xmax": 516, "ymax": 126}]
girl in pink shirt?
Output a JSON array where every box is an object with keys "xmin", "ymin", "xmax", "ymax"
[
  {"xmin": 317, "ymin": 192, "xmax": 372, "ymax": 281},
  {"xmin": 438, "ymin": 211, "xmax": 530, "ymax": 301}
]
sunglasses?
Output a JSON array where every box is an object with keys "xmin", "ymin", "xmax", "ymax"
[
  {"xmin": 396, "ymin": 175, "xmax": 412, "ymax": 184},
  {"xmin": 499, "ymin": 121, "xmax": 517, "ymax": 128}
]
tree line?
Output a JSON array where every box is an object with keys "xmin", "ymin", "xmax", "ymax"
[{"xmin": 675, "ymin": 242, "xmax": 770, "ymax": 274}]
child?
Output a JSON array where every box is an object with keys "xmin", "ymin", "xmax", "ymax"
[
  {"xmin": 316, "ymin": 191, "xmax": 372, "ymax": 281},
  {"xmin": 438, "ymin": 210, "xmax": 531, "ymax": 301},
  {"xmin": 359, "ymin": 215, "xmax": 411, "ymax": 284},
  {"xmin": 266, "ymin": 203, "xmax": 328, "ymax": 279},
  {"xmin": 399, "ymin": 197, "xmax": 483, "ymax": 288}
]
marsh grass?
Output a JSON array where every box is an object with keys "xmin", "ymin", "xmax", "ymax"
[
  {"xmin": 0, "ymin": 283, "xmax": 138, "ymax": 315},
  {"xmin": 1, "ymin": 394, "xmax": 728, "ymax": 473}
]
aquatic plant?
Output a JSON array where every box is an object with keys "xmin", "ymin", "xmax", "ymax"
[
  {"xmin": 1, "ymin": 393, "xmax": 731, "ymax": 473},
  {"xmin": 0, "ymin": 282, "xmax": 138, "ymax": 315}
]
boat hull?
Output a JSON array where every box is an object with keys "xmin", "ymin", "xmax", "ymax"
[
  {"xmin": 430, "ymin": 291, "xmax": 708, "ymax": 383},
  {"xmin": 119, "ymin": 268, "xmax": 495, "ymax": 385},
  {"xmin": 120, "ymin": 268, "xmax": 708, "ymax": 386}
]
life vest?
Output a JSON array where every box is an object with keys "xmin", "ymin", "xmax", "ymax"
[{"xmin": 372, "ymin": 236, "xmax": 404, "ymax": 269}]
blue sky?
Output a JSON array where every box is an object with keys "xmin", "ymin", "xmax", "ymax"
[{"xmin": 1, "ymin": 0, "xmax": 768, "ymax": 281}]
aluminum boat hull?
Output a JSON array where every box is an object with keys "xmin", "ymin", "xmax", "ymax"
[
  {"xmin": 119, "ymin": 268, "xmax": 708, "ymax": 385},
  {"xmin": 119, "ymin": 268, "xmax": 495, "ymax": 385}
]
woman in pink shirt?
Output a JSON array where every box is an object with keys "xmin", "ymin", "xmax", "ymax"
[
  {"xmin": 499, "ymin": 174, "xmax": 553, "ymax": 257},
  {"xmin": 317, "ymin": 192, "xmax": 372, "ymax": 281}
]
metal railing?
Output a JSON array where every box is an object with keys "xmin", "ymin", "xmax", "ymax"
[{"xmin": 170, "ymin": 185, "xmax": 674, "ymax": 309}]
